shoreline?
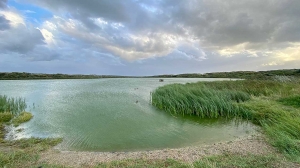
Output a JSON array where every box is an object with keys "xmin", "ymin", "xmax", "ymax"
[{"xmin": 39, "ymin": 134, "xmax": 275, "ymax": 167}]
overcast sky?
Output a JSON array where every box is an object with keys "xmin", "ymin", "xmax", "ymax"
[{"xmin": 0, "ymin": 0, "xmax": 299, "ymax": 75}]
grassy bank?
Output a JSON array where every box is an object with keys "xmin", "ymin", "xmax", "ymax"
[
  {"xmin": 152, "ymin": 78, "xmax": 300, "ymax": 163},
  {"xmin": 0, "ymin": 95, "xmax": 62, "ymax": 167},
  {"xmin": 97, "ymin": 154, "xmax": 296, "ymax": 168}
]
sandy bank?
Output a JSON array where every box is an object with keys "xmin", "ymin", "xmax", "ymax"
[{"xmin": 39, "ymin": 134, "xmax": 275, "ymax": 167}]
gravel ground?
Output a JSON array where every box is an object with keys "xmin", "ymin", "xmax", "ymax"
[{"xmin": 39, "ymin": 134, "xmax": 276, "ymax": 167}]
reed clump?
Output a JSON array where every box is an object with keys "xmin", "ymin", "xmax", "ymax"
[
  {"xmin": 152, "ymin": 79, "xmax": 300, "ymax": 161},
  {"xmin": 152, "ymin": 83, "xmax": 251, "ymax": 118},
  {"xmin": 0, "ymin": 95, "xmax": 30, "ymax": 139},
  {"xmin": 0, "ymin": 95, "xmax": 27, "ymax": 116}
]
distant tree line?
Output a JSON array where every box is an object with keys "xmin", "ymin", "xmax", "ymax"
[
  {"xmin": 0, "ymin": 69, "xmax": 299, "ymax": 80},
  {"xmin": 0, "ymin": 72, "xmax": 127, "ymax": 80},
  {"xmin": 150, "ymin": 69, "xmax": 300, "ymax": 79}
]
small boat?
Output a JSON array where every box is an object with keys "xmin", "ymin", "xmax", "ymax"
[{"xmin": 159, "ymin": 79, "xmax": 164, "ymax": 82}]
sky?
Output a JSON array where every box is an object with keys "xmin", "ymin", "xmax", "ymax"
[{"xmin": 0, "ymin": 0, "xmax": 299, "ymax": 76}]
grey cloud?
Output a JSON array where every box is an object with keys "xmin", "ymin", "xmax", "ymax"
[
  {"xmin": 0, "ymin": 0, "xmax": 7, "ymax": 8},
  {"xmin": 273, "ymin": 21, "xmax": 300, "ymax": 43},
  {"xmin": 162, "ymin": 0, "xmax": 300, "ymax": 48},
  {"xmin": 11, "ymin": 0, "xmax": 300, "ymax": 74},
  {"xmin": 26, "ymin": 0, "xmax": 140, "ymax": 23},
  {"xmin": 25, "ymin": 46, "xmax": 60, "ymax": 61},
  {"xmin": 0, "ymin": 25, "xmax": 45, "ymax": 54},
  {"xmin": 45, "ymin": 0, "xmax": 300, "ymax": 52},
  {"xmin": 0, "ymin": 15, "xmax": 10, "ymax": 30}
]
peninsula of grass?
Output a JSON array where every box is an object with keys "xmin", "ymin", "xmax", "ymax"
[{"xmin": 152, "ymin": 78, "xmax": 300, "ymax": 163}]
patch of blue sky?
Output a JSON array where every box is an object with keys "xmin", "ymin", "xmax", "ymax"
[{"xmin": 8, "ymin": 0, "xmax": 52, "ymax": 25}]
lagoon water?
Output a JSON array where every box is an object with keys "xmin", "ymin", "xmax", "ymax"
[{"xmin": 0, "ymin": 78, "xmax": 256, "ymax": 152}]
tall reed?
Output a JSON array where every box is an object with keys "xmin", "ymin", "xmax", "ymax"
[
  {"xmin": 152, "ymin": 82, "xmax": 252, "ymax": 119},
  {"xmin": 0, "ymin": 95, "xmax": 27, "ymax": 115},
  {"xmin": 152, "ymin": 79, "xmax": 300, "ymax": 161}
]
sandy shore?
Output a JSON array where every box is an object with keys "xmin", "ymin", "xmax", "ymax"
[{"xmin": 39, "ymin": 134, "xmax": 275, "ymax": 167}]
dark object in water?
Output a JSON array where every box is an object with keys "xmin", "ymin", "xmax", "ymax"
[{"xmin": 159, "ymin": 79, "xmax": 164, "ymax": 82}]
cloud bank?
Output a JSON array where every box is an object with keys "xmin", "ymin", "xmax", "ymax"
[{"xmin": 0, "ymin": 0, "xmax": 299, "ymax": 75}]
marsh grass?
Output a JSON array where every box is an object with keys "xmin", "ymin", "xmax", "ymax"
[
  {"xmin": 152, "ymin": 83, "xmax": 251, "ymax": 118},
  {"xmin": 152, "ymin": 79, "xmax": 300, "ymax": 162},
  {"xmin": 0, "ymin": 95, "xmax": 64, "ymax": 167},
  {"xmin": 0, "ymin": 112, "xmax": 13, "ymax": 122},
  {"xmin": 0, "ymin": 95, "xmax": 27, "ymax": 115},
  {"xmin": 12, "ymin": 111, "xmax": 33, "ymax": 126},
  {"xmin": 278, "ymin": 95, "xmax": 300, "ymax": 108},
  {"xmin": 241, "ymin": 98, "xmax": 300, "ymax": 161}
]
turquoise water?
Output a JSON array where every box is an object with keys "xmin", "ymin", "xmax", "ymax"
[{"xmin": 0, "ymin": 78, "xmax": 256, "ymax": 152}]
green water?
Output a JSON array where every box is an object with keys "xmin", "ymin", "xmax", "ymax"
[{"xmin": 0, "ymin": 78, "xmax": 256, "ymax": 152}]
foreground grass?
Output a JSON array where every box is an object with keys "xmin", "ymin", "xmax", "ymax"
[
  {"xmin": 0, "ymin": 138, "xmax": 63, "ymax": 168},
  {"xmin": 1, "ymin": 153, "xmax": 294, "ymax": 168},
  {"xmin": 96, "ymin": 154, "xmax": 296, "ymax": 168},
  {"xmin": 152, "ymin": 78, "xmax": 300, "ymax": 163}
]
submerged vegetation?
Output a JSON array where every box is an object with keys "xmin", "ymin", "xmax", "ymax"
[{"xmin": 152, "ymin": 78, "xmax": 300, "ymax": 163}]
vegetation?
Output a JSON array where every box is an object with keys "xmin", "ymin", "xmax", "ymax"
[
  {"xmin": 152, "ymin": 78, "xmax": 300, "ymax": 162},
  {"xmin": 97, "ymin": 158, "xmax": 188, "ymax": 168},
  {"xmin": 278, "ymin": 95, "xmax": 300, "ymax": 108},
  {"xmin": 152, "ymin": 69, "xmax": 300, "ymax": 79},
  {"xmin": 96, "ymin": 154, "xmax": 297, "ymax": 168},
  {"xmin": 0, "ymin": 95, "xmax": 63, "ymax": 168},
  {"xmin": 0, "ymin": 112, "xmax": 13, "ymax": 122},
  {"xmin": 0, "ymin": 95, "xmax": 27, "ymax": 115},
  {"xmin": 12, "ymin": 112, "xmax": 33, "ymax": 126},
  {"xmin": 1, "ymin": 69, "xmax": 300, "ymax": 80},
  {"xmin": 192, "ymin": 153, "xmax": 294, "ymax": 168},
  {"xmin": 0, "ymin": 72, "xmax": 129, "ymax": 80},
  {"xmin": 1, "ymin": 72, "xmax": 300, "ymax": 167},
  {"xmin": 0, "ymin": 138, "xmax": 63, "ymax": 168}
]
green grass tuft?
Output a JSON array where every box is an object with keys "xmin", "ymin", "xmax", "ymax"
[
  {"xmin": 193, "ymin": 153, "xmax": 295, "ymax": 168},
  {"xmin": 12, "ymin": 111, "xmax": 33, "ymax": 126},
  {"xmin": 278, "ymin": 95, "xmax": 300, "ymax": 108},
  {"xmin": 0, "ymin": 112, "xmax": 13, "ymax": 123}
]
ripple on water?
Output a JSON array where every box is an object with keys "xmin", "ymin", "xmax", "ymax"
[{"xmin": 0, "ymin": 78, "xmax": 257, "ymax": 152}]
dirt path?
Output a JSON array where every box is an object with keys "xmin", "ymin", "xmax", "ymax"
[{"xmin": 39, "ymin": 134, "xmax": 275, "ymax": 167}]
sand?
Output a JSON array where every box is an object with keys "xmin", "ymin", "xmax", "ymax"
[{"xmin": 39, "ymin": 134, "xmax": 275, "ymax": 167}]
